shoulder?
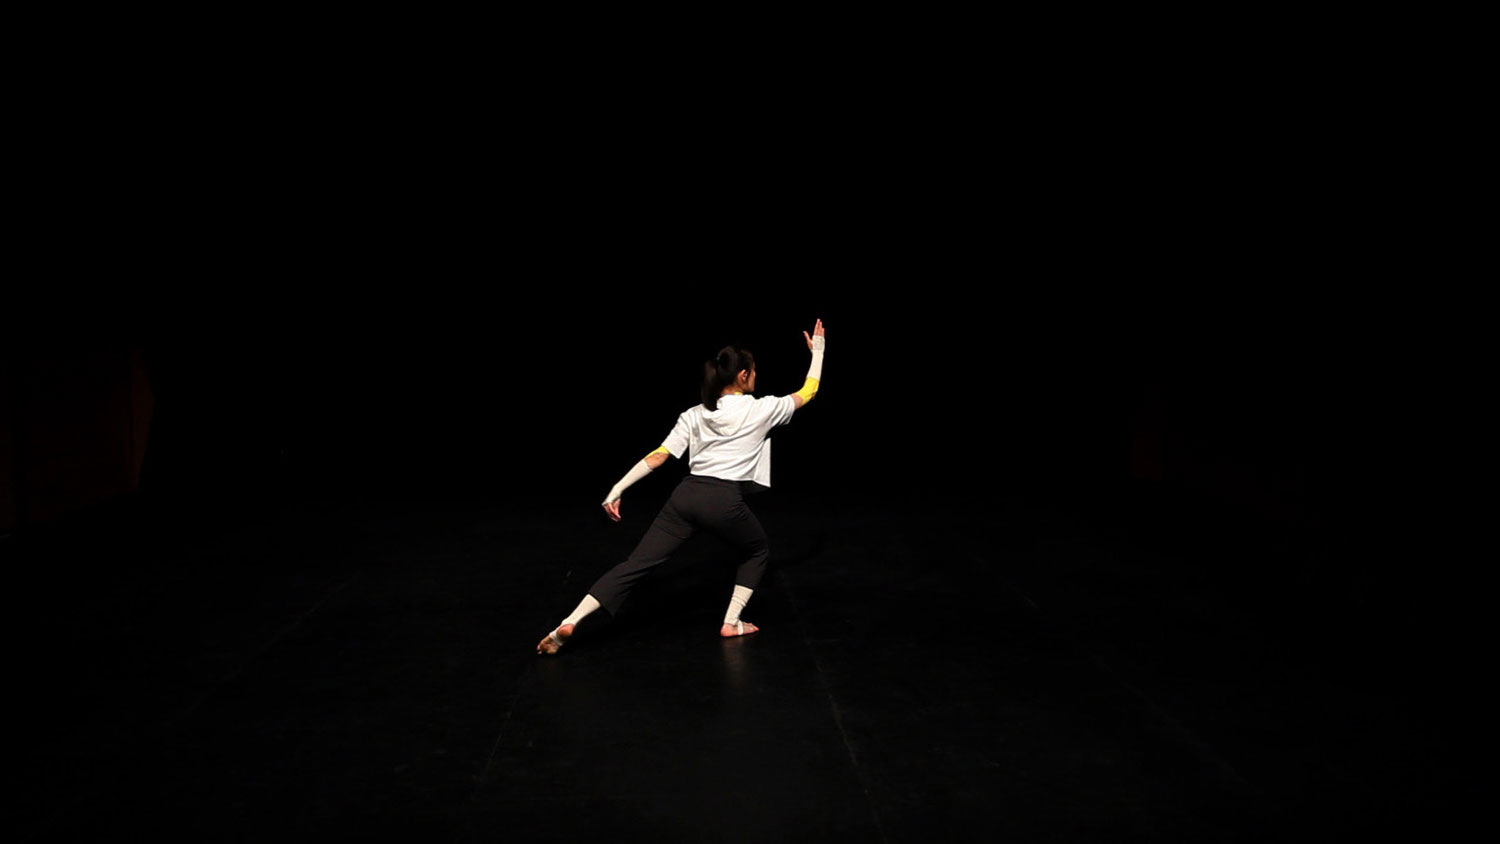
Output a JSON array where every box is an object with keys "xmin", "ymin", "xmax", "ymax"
[{"xmin": 755, "ymin": 394, "xmax": 797, "ymax": 420}]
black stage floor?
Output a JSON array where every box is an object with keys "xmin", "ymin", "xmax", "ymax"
[{"xmin": 9, "ymin": 484, "xmax": 1479, "ymax": 842}]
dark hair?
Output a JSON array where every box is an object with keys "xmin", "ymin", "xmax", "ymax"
[{"xmin": 701, "ymin": 345, "xmax": 755, "ymax": 410}]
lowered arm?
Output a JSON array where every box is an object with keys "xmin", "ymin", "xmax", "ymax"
[{"xmin": 602, "ymin": 446, "xmax": 673, "ymax": 521}]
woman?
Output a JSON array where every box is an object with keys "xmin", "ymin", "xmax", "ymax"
[{"xmin": 537, "ymin": 318, "xmax": 826, "ymax": 655}]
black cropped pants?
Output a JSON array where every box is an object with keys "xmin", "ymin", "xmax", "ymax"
[{"xmin": 588, "ymin": 475, "xmax": 770, "ymax": 616}]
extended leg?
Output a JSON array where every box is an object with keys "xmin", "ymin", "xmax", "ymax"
[
  {"xmin": 538, "ymin": 497, "xmax": 696, "ymax": 655},
  {"xmin": 536, "ymin": 594, "xmax": 601, "ymax": 655},
  {"xmin": 588, "ymin": 500, "xmax": 695, "ymax": 616}
]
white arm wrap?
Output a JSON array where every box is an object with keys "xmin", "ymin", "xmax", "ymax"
[
  {"xmin": 603, "ymin": 459, "xmax": 654, "ymax": 504},
  {"xmin": 806, "ymin": 334, "xmax": 825, "ymax": 381}
]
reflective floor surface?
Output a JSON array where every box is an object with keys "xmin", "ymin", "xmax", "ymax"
[{"xmin": 10, "ymin": 486, "xmax": 1480, "ymax": 842}]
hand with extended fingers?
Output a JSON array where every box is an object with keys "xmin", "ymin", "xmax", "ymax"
[{"xmin": 804, "ymin": 318, "xmax": 825, "ymax": 352}]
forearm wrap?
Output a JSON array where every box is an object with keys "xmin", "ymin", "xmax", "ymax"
[
  {"xmin": 797, "ymin": 336, "xmax": 825, "ymax": 403},
  {"xmin": 603, "ymin": 458, "xmax": 654, "ymax": 504}
]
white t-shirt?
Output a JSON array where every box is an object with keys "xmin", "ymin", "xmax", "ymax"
[{"xmin": 660, "ymin": 394, "xmax": 798, "ymax": 488}]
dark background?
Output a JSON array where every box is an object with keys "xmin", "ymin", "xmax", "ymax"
[
  {"xmin": 14, "ymin": 294, "xmax": 1376, "ymax": 509},
  {"xmin": 6, "ymin": 282, "xmax": 1473, "ymax": 666},
  {"xmin": 5, "ymin": 284, "xmax": 1480, "ymax": 839},
  {"xmin": 4, "ymin": 56, "xmax": 1483, "ymax": 836},
  {"xmin": 5, "ymin": 210, "xmax": 1473, "ymax": 596}
]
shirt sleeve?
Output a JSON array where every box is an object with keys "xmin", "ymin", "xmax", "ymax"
[
  {"xmin": 763, "ymin": 395, "xmax": 798, "ymax": 428},
  {"xmin": 661, "ymin": 411, "xmax": 691, "ymax": 458}
]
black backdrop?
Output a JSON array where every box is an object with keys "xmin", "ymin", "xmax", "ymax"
[
  {"xmin": 128, "ymin": 280, "xmax": 1474, "ymax": 644},
  {"xmin": 133, "ymin": 285, "xmax": 1385, "ymax": 517}
]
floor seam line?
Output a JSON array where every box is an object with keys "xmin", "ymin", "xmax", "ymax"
[
  {"xmin": 776, "ymin": 567, "xmax": 893, "ymax": 844},
  {"xmin": 167, "ymin": 572, "xmax": 361, "ymax": 728}
]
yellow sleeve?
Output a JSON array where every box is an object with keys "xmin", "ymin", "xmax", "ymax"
[{"xmin": 794, "ymin": 377, "xmax": 820, "ymax": 404}]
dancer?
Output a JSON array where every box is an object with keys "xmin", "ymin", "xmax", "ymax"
[{"xmin": 537, "ymin": 318, "xmax": 826, "ymax": 655}]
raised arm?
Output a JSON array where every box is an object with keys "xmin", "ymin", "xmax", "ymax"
[
  {"xmin": 602, "ymin": 446, "xmax": 672, "ymax": 522},
  {"xmin": 790, "ymin": 318, "xmax": 826, "ymax": 409}
]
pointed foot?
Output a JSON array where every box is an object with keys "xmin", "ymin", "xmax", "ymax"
[{"xmin": 537, "ymin": 623, "xmax": 576, "ymax": 655}]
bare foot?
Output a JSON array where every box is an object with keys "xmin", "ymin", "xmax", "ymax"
[
  {"xmin": 537, "ymin": 623, "xmax": 575, "ymax": 655},
  {"xmin": 719, "ymin": 620, "xmax": 759, "ymax": 638}
]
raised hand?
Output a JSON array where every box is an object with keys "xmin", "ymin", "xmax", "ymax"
[{"xmin": 803, "ymin": 318, "xmax": 825, "ymax": 351}]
